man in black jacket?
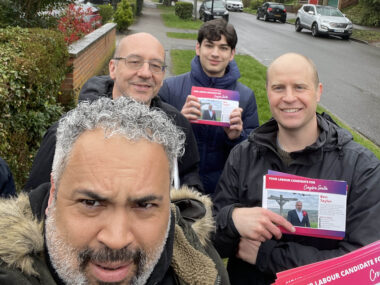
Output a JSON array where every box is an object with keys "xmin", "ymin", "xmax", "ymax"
[
  {"xmin": 0, "ymin": 97, "xmax": 229, "ymax": 284},
  {"xmin": 24, "ymin": 33, "xmax": 203, "ymax": 192},
  {"xmin": 0, "ymin": 156, "xmax": 15, "ymax": 197},
  {"xmin": 212, "ymin": 53, "xmax": 380, "ymax": 284}
]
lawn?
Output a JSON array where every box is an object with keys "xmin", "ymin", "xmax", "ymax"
[
  {"xmin": 158, "ymin": 5, "xmax": 203, "ymax": 30},
  {"xmin": 170, "ymin": 49, "xmax": 380, "ymax": 158},
  {"xmin": 167, "ymin": 32, "xmax": 197, "ymax": 40}
]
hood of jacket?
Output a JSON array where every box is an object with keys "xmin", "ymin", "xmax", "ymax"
[
  {"xmin": 248, "ymin": 113, "xmax": 353, "ymax": 165},
  {"xmin": 0, "ymin": 186, "xmax": 218, "ymax": 284},
  {"xmin": 190, "ymin": 56, "xmax": 241, "ymax": 89}
]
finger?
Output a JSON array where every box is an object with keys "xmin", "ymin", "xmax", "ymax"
[
  {"xmin": 229, "ymin": 117, "xmax": 242, "ymax": 125},
  {"xmin": 266, "ymin": 210, "xmax": 295, "ymax": 233},
  {"xmin": 186, "ymin": 95, "xmax": 199, "ymax": 103}
]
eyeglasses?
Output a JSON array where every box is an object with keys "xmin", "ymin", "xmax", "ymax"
[{"xmin": 113, "ymin": 56, "xmax": 167, "ymax": 74}]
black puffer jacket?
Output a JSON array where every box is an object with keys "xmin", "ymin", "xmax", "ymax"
[
  {"xmin": 212, "ymin": 113, "xmax": 380, "ymax": 284},
  {"xmin": 24, "ymin": 76, "xmax": 203, "ymax": 193}
]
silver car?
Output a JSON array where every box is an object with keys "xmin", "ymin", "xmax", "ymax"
[
  {"xmin": 295, "ymin": 4, "xmax": 353, "ymax": 40},
  {"xmin": 225, "ymin": 0, "xmax": 243, "ymax": 12}
]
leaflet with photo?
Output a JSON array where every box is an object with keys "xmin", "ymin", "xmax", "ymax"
[
  {"xmin": 262, "ymin": 171, "xmax": 347, "ymax": 239},
  {"xmin": 190, "ymin": 86, "xmax": 240, "ymax": 127}
]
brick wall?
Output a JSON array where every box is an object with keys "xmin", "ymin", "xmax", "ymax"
[{"xmin": 60, "ymin": 23, "xmax": 117, "ymax": 104}]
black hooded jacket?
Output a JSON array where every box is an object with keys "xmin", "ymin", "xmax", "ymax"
[
  {"xmin": 24, "ymin": 76, "xmax": 203, "ymax": 192},
  {"xmin": 212, "ymin": 113, "xmax": 380, "ymax": 284}
]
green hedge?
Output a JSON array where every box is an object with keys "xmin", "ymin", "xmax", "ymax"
[
  {"xmin": 98, "ymin": 4, "xmax": 115, "ymax": 24},
  {"xmin": 0, "ymin": 27, "xmax": 69, "ymax": 190},
  {"xmin": 114, "ymin": 0, "xmax": 134, "ymax": 31},
  {"xmin": 175, "ymin": 2, "xmax": 193, "ymax": 20}
]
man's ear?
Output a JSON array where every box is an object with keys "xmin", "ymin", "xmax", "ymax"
[
  {"xmin": 109, "ymin": 59, "xmax": 117, "ymax": 80},
  {"xmin": 195, "ymin": 42, "xmax": 201, "ymax": 56},
  {"xmin": 229, "ymin": 48, "xmax": 236, "ymax": 61},
  {"xmin": 316, "ymin": 82, "xmax": 323, "ymax": 103},
  {"xmin": 46, "ymin": 174, "xmax": 56, "ymax": 215}
]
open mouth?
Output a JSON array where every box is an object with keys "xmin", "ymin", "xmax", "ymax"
[{"xmin": 90, "ymin": 261, "xmax": 133, "ymax": 283}]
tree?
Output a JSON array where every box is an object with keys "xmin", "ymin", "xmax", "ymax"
[{"xmin": 0, "ymin": 0, "xmax": 72, "ymax": 28}]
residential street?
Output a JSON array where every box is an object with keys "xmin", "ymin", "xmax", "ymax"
[
  {"xmin": 230, "ymin": 11, "xmax": 380, "ymax": 146},
  {"xmin": 126, "ymin": 3, "xmax": 380, "ymax": 146}
]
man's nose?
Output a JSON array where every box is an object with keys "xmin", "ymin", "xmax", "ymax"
[
  {"xmin": 97, "ymin": 210, "xmax": 134, "ymax": 250},
  {"xmin": 283, "ymin": 87, "xmax": 296, "ymax": 102},
  {"xmin": 210, "ymin": 46, "xmax": 220, "ymax": 57},
  {"xmin": 137, "ymin": 62, "xmax": 153, "ymax": 78}
]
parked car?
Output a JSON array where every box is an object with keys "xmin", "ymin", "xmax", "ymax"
[
  {"xmin": 295, "ymin": 4, "xmax": 353, "ymax": 39},
  {"xmin": 224, "ymin": 0, "xmax": 243, "ymax": 12},
  {"xmin": 256, "ymin": 2, "xmax": 287, "ymax": 23},
  {"xmin": 199, "ymin": 0, "xmax": 229, "ymax": 22}
]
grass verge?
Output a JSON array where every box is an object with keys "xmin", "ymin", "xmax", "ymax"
[
  {"xmin": 243, "ymin": 8, "xmax": 257, "ymax": 15},
  {"xmin": 170, "ymin": 49, "xmax": 380, "ymax": 158},
  {"xmin": 352, "ymin": 29, "xmax": 380, "ymax": 43},
  {"xmin": 167, "ymin": 32, "xmax": 197, "ymax": 40},
  {"xmin": 158, "ymin": 5, "xmax": 203, "ymax": 29}
]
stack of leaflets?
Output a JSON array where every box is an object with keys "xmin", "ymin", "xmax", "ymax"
[
  {"xmin": 273, "ymin": 240, "xmax": 380, "ymax": 284},
  {"xmin": 262, "ymin": 171, "xmax": 347, "ymax": 240}
]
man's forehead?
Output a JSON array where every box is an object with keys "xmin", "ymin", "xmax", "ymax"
[{"xmin": 120, "ymin": 37, "xmax": 165, "ymax": 60}]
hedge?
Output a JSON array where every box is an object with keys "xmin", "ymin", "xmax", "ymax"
[
  {"xmin": 114, "ymin": 0, "xmax": 134, "ymax": 31},
  {"xmin": 175, "ymin": 2, "xmax": 193, "ymax": 20},
  {"xmin": 0, "ymin": 27, "xmax": 69, "ymax": 190},
  {"xmin": 98, "ymin": 4, "xmax": 115, "ymax": 25}
]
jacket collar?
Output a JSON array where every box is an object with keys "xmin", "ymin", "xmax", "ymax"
[
  {"xmin": 190, "ymin": 56, "xmax": 240, "ymax": 89},
  {"xmin": 248, "ymin": 113, "xmax": 353, "ymax": 165}
]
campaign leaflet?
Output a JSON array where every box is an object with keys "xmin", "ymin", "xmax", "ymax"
[
  {"xmin": 190, "ymin": 86, "xmax": 240, "ymax": 127},
  {"xmin": 273, "ymin": 240, "xmax": 380, "ymax": 285},
  {"xmin": 262, "ymin": 171, "xmax": 347, "ymax": 240}
]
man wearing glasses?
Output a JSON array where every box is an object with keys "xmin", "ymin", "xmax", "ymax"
[{"xmin": 24, "ymin": 33, "xmax": 203, "ymax": 193}]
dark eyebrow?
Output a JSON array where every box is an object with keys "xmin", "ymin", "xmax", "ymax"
[
  {"xmin": 128, "ymin": 195, "xmax": 163, "ymax": 204},
  {"xmin": 75, "ymin": 189, "xmax": 108, "ymax": 202}
]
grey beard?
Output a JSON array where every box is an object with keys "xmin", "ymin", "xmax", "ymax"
[{"xmin": 45, "ymin": 205, "xmax": 171, "ymax": 285}]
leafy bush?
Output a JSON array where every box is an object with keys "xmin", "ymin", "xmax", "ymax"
[
  {"xmin": 360, "ymin": 0, "xmax": 380, "ymax": 27},
  {"xmin": 114, "ymin": 0, "xmax": 134, "ymax": 31},
  {"xmin": 242, "ymin": 0, "xmax": 251, "ymax": 8},
  {"xmin": 57, "ymin": 3, "xmax": 102, "ymax": 44},
  {"xmin": 0, "ymin": 0, "xmax": 71, "ymax": 28},
  {"xmin": 128, "ymin": 0, "xmax": 137, "ymax": 15},
  {"xmin": 98, "ymin": 4, "xmax": 114, "ymax": 24},
  {"xmin": 175, "ymin": 2, "xmax": 193, "ymax": 20},
  {"xmin": 0, "ymin": 27, "xmax": 69, "ymax": 190},
  {"xmin": 250, "ymin": 0, "xmax": 263, "ymax": 10}
]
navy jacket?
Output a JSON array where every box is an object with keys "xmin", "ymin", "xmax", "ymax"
[
  {"xmin": 159, "ymin": 56, "xmax": 259, "ymax": 194},
  {"xmin": 0, "ymin": 157, "xmax": 15, "ymax": 197}
]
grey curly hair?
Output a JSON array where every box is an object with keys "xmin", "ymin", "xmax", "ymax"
[{"xmin": 52, "ymin": 96, "xmax": 185, "ymax": 188}]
